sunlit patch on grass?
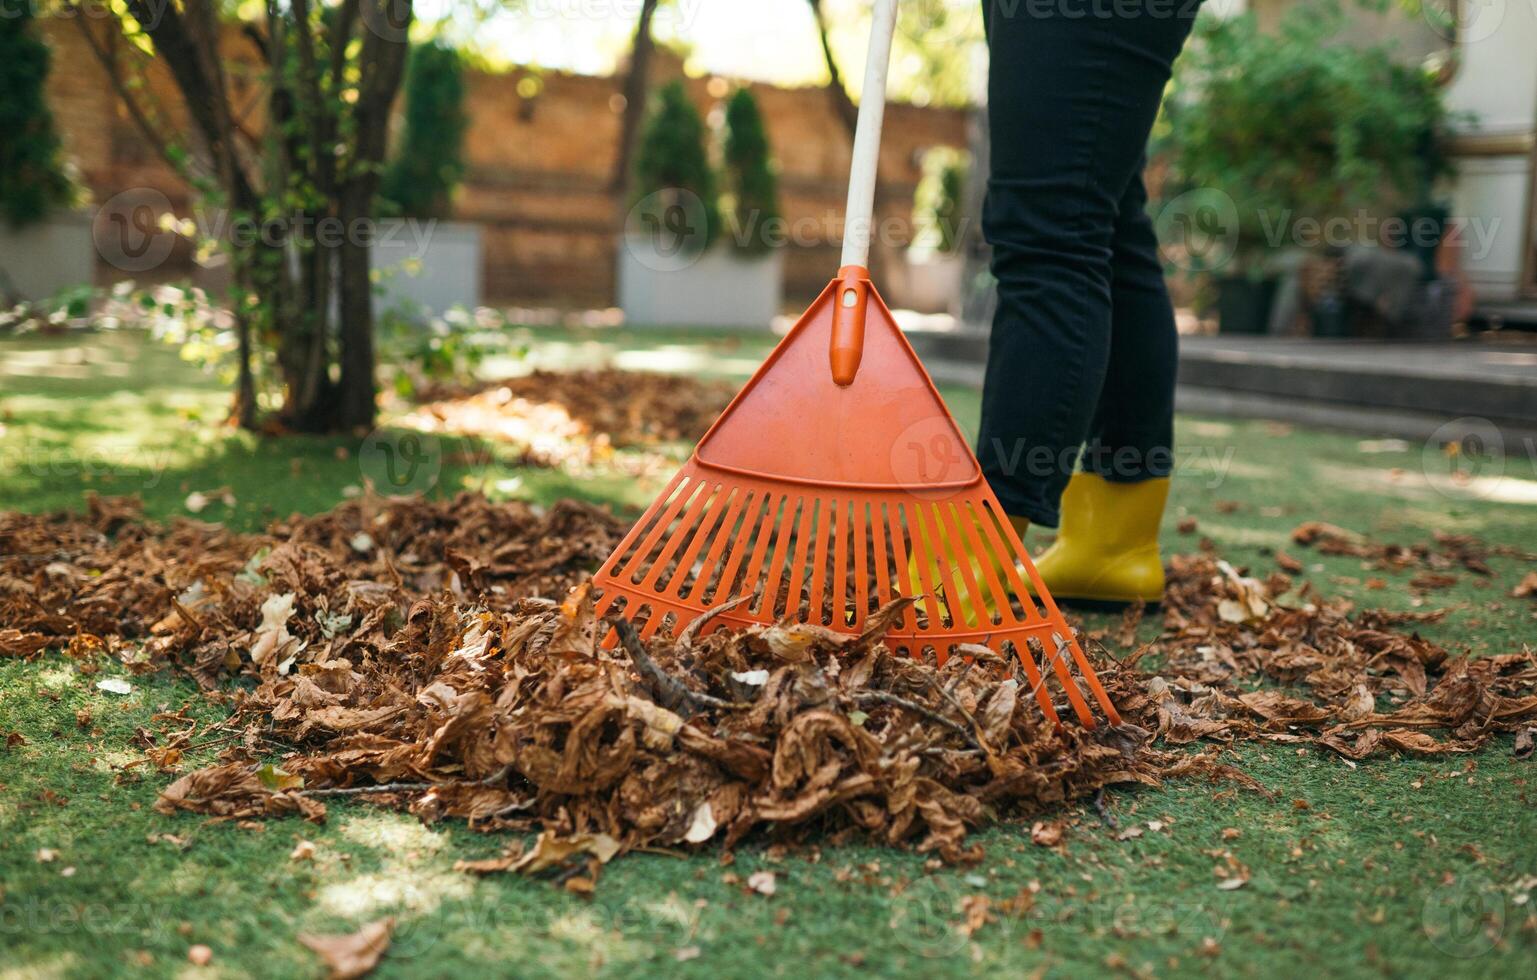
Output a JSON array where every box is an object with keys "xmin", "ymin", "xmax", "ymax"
[
  {"xmin": 612, "ymin": 348, "xmax": 765, "ymax": 378},
  {"xmin": 37, "ymin": 666, "xmax": 79, "ymax": 690},
  {"xmin": 1181, "ymin": 521, "xmax": 1293, "ymax": 550},
  {"xmin": 1315, "ymin": 461, "xmax": 1537, "ymax": 508},
  {"xmin": 91, "ymin": 749, "xmax": 145, "ymax": 772},
  {"xmin": 1183, "ymin": 419, "xmax": 1237, "ymax": 440},
  {"xmin": 1421, "ymin": 471, "xmax": 1537, "ymax": 506},
  {"xmin": 545, "ymin": 907, "xmax": 613, "ymax": 946},
  {"xmin": 315, "ymin": 869, "xmax": 471, "ymax": 921},
  {"xmin": 335, "ymin": 812, "xmax": 448, "ymax": 857},
  {"xmin": 0, "ymin": 949, "xmax": 82, "ymax": 978},
  {"xmin": 1197, "ymin": 457, "xmax": 1276, "ymax": 483},
  {"xmin": 1384, "ymin": 505, "xmax": 1489, "ymax": 535}
]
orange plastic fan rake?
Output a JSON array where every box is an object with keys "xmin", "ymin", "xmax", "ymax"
[{"xmin": 594, "ymin": 0, "xmax": 1119, "ymax": 729}]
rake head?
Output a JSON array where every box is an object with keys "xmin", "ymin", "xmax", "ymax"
[{"xmin": 595, "ymin": 269, "xmax": 1121, "ymax": 728}]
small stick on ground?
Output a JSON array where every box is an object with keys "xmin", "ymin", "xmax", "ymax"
[
  {"xmin": 854, "ymin": 690, "xmax": 979, "ymax": 747},
  {"xmin": 607, "ymin": 615, "xmax": 737, "ymax": 713},
  {"xmin": 299, "ymin": 781, "xmax": 434, "ymax": 798},
  {"xmin": 1091, "ymin": 788, "xmax": 1117, "ymax": 830}
]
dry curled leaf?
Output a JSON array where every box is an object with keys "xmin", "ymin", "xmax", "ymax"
[
  {"xmin": 298, "ymin": 918, "xmax": 394, "ymax": 980},
  {"xmin": 510, "ymin": 831, "xmax": 621, "ymax": 876},
  {"xmin": 1030, "ymin": 821, "xmax": 1064, "ymax": 847}
]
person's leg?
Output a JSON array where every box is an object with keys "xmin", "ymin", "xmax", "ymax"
[
  {"xmin": 976, "ymin": 0, "xmax": 1196, "ymax": 527},
  {"xmin": 1080, "ymin": 165, "xmax": 1178, "ymax": 483},
  {"xmin": 1032, "ymin": 166, "xmax": 1180, "ymax": 603}
]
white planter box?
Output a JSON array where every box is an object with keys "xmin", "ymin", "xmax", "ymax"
[
  {"xmin": 618, "ymin": 238, "xmax": 783, "ymax": 329},
  {"xmin": 0, "ymin": 211, "xmax": 95, "ymax": 302},
  {"xmin": 897, "ymin": 251, "xmax": 965, "ymax": 316},
  {"xmin": 372, "ymin": 219, "xmax": 482, "ymax": 315}
]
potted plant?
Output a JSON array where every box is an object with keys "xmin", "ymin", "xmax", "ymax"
[
  {"xmin": 618, "ymin": 82, "xmax": 784, "ymax": 329},
  {"xmin": 376, "ymin": 40, "xmax": 481, "ymax": 315},
  {"xmin": 898, "ymin": 149, "xmax": 968, "ymax": 314},
  {"xmin": 0, "ymin": 7, "xmax": 89, "ymax": 304},
  {"xmin": 1157, "ymin": 3, "xmax": 1456, "ymax": 334}
]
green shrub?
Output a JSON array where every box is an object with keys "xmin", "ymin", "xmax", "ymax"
[
  {"xmin": 630, "ymin": 80, "xmax": 720, "ymax": 254},
  {"xmin": 0, "ymin": 8, "xmax": 76, "ymax": 229},
  {"xmin": 1158, "ymin": 1, "xmax": 1457, "ymax": 268},
  {"xmin": 380, "ymin": 41, "xmax": 469, "ymax": 219},
  {"xmin": 722, "ymin": 87, "xmax": 781, "ymax": 255},
  {"xmin": 911, "ymin": 148, "xmax": 968, "ymax": 255}
]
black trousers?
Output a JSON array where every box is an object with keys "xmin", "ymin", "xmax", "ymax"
[{"xmin": 976, "ymin": 0, "xmax": 1199, "ymax": 526}]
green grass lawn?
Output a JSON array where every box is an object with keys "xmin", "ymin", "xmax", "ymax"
[{"xmin": 2, "ymin": 329, "xmax": 1535, "ymax": 979}]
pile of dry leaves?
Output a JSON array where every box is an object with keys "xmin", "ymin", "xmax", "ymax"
[
  {"xmin": 400, "ymin": 370, "xmax": 735, "ymax": 474},
  {"xmin": 3, "ymin": 495, "xmax": 1534, "ymax": 878},
  {"xmin": 0, "ymin": 492, "xmax": 622, "ymax": 684}
]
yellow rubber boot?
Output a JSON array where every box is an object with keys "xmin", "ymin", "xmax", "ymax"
[
  {"xmin": 906, "ymin": 511, "xmax": 1029, "ymax": 627},
  {"xmin": 1032, "ymin": 474, "xmax": 1169, "ymax": 605}
]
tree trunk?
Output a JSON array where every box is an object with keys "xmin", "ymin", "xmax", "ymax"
[
  {"xmin": 610, "ymin": 0, "xmax": 660, "ymax": 198},
  {"xmin": 807, "ymin": 0, "xmax": 858, "ymax": 140},
  {"xmin": 106, "ymin": 0, "xmax": 412, "ymax": 435},
  {"xmin": 232, "ymin": 303, "xmax": 258, "ymax": 429},
  {"xmin": 332, "ymin": 0, "xmax": 414, "ymax": 431},
  {"xmin": 335, "ymin": 187, "xmax": 375, "ymax": 431}
]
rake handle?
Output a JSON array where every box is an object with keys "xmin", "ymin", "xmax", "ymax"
[{"xmin": 830, "ymin": 0, "xmax": 898, "ymax": 386}]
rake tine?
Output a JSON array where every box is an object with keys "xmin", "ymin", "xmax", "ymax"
[
  {"xmin": 755, "ymin": 496, "xmax": 799, "ymax": 618},
  {"xmin": 683, "ymin": 488, "xmax": 749, "ymax": 605}
]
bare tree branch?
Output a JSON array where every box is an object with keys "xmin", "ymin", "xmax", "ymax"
[
  {"xmin": 609, "ymin": 0, "xmax": 659, "ymax": 196},
  {"xmin": 807, "ymin": 0, "xmax": 858, "ymax": 139},
  {"xmin": 65, "ymin": 9, "xmax": 187, "ymax": 177}
]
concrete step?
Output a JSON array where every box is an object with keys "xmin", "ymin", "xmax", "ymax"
[
  {"xmin": 1176, "ymin": 336, "xmax": 1537, "ymax": 429},
  {"xmin": 909, "ymin": 330, "xmax": 1537, "ymax": 448}
]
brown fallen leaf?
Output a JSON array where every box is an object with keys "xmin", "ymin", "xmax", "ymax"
[
  {"xmin": 1340, "ymin": 684, "xmax": 1375, "ymax": 723},
  {"xmin": 510, "ymin": 831, "xmax": 621, "ymax": 876},
  {"xmin": 960, "ymin": 894, "xmax": 994, "ymax": 937},
  {"xmin": 1409, "ymin": 572, "xmax": 1458, "ymax": 591},
  {"xmin": 1213, "ymin": 851, "xmax": 1250, "ymax": 890},
  {"xmin": 0, "ymin": 629, "xmax": 50, "ymax": 658},
  {"xmin": 298, "ymin": 918, "xmax": 394, "ymax": 980},
  {"xmin": 1030, "ymin": 821, "xmax": 1064, "ymax": 847}
]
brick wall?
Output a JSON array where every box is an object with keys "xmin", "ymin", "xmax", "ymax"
[{"xmin": 40, "ymin": 19, "xmax": 968, "ymax": 308}]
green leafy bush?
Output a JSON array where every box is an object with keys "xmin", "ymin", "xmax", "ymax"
[
  {"xmin": 380, "ymin": 41, "xmax": 469, "ymax": 219},
  {"xmin": 722, "ymin": 88, "xmax": 781, "ymax": 255},
  {"xmin": 913, "ymin": 148, "xmax": 968, "ymax": 255},
  {"xmin": 0, "ymin": 8, "xmax": 76, "ymax": 228},
  {"xmin": 1158, "ymin": 1, "xmax": 1457, "ymax": 268},
  {"xmin": 630, "ymin": 80, "xmax": 720, "ymax": 254}
]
